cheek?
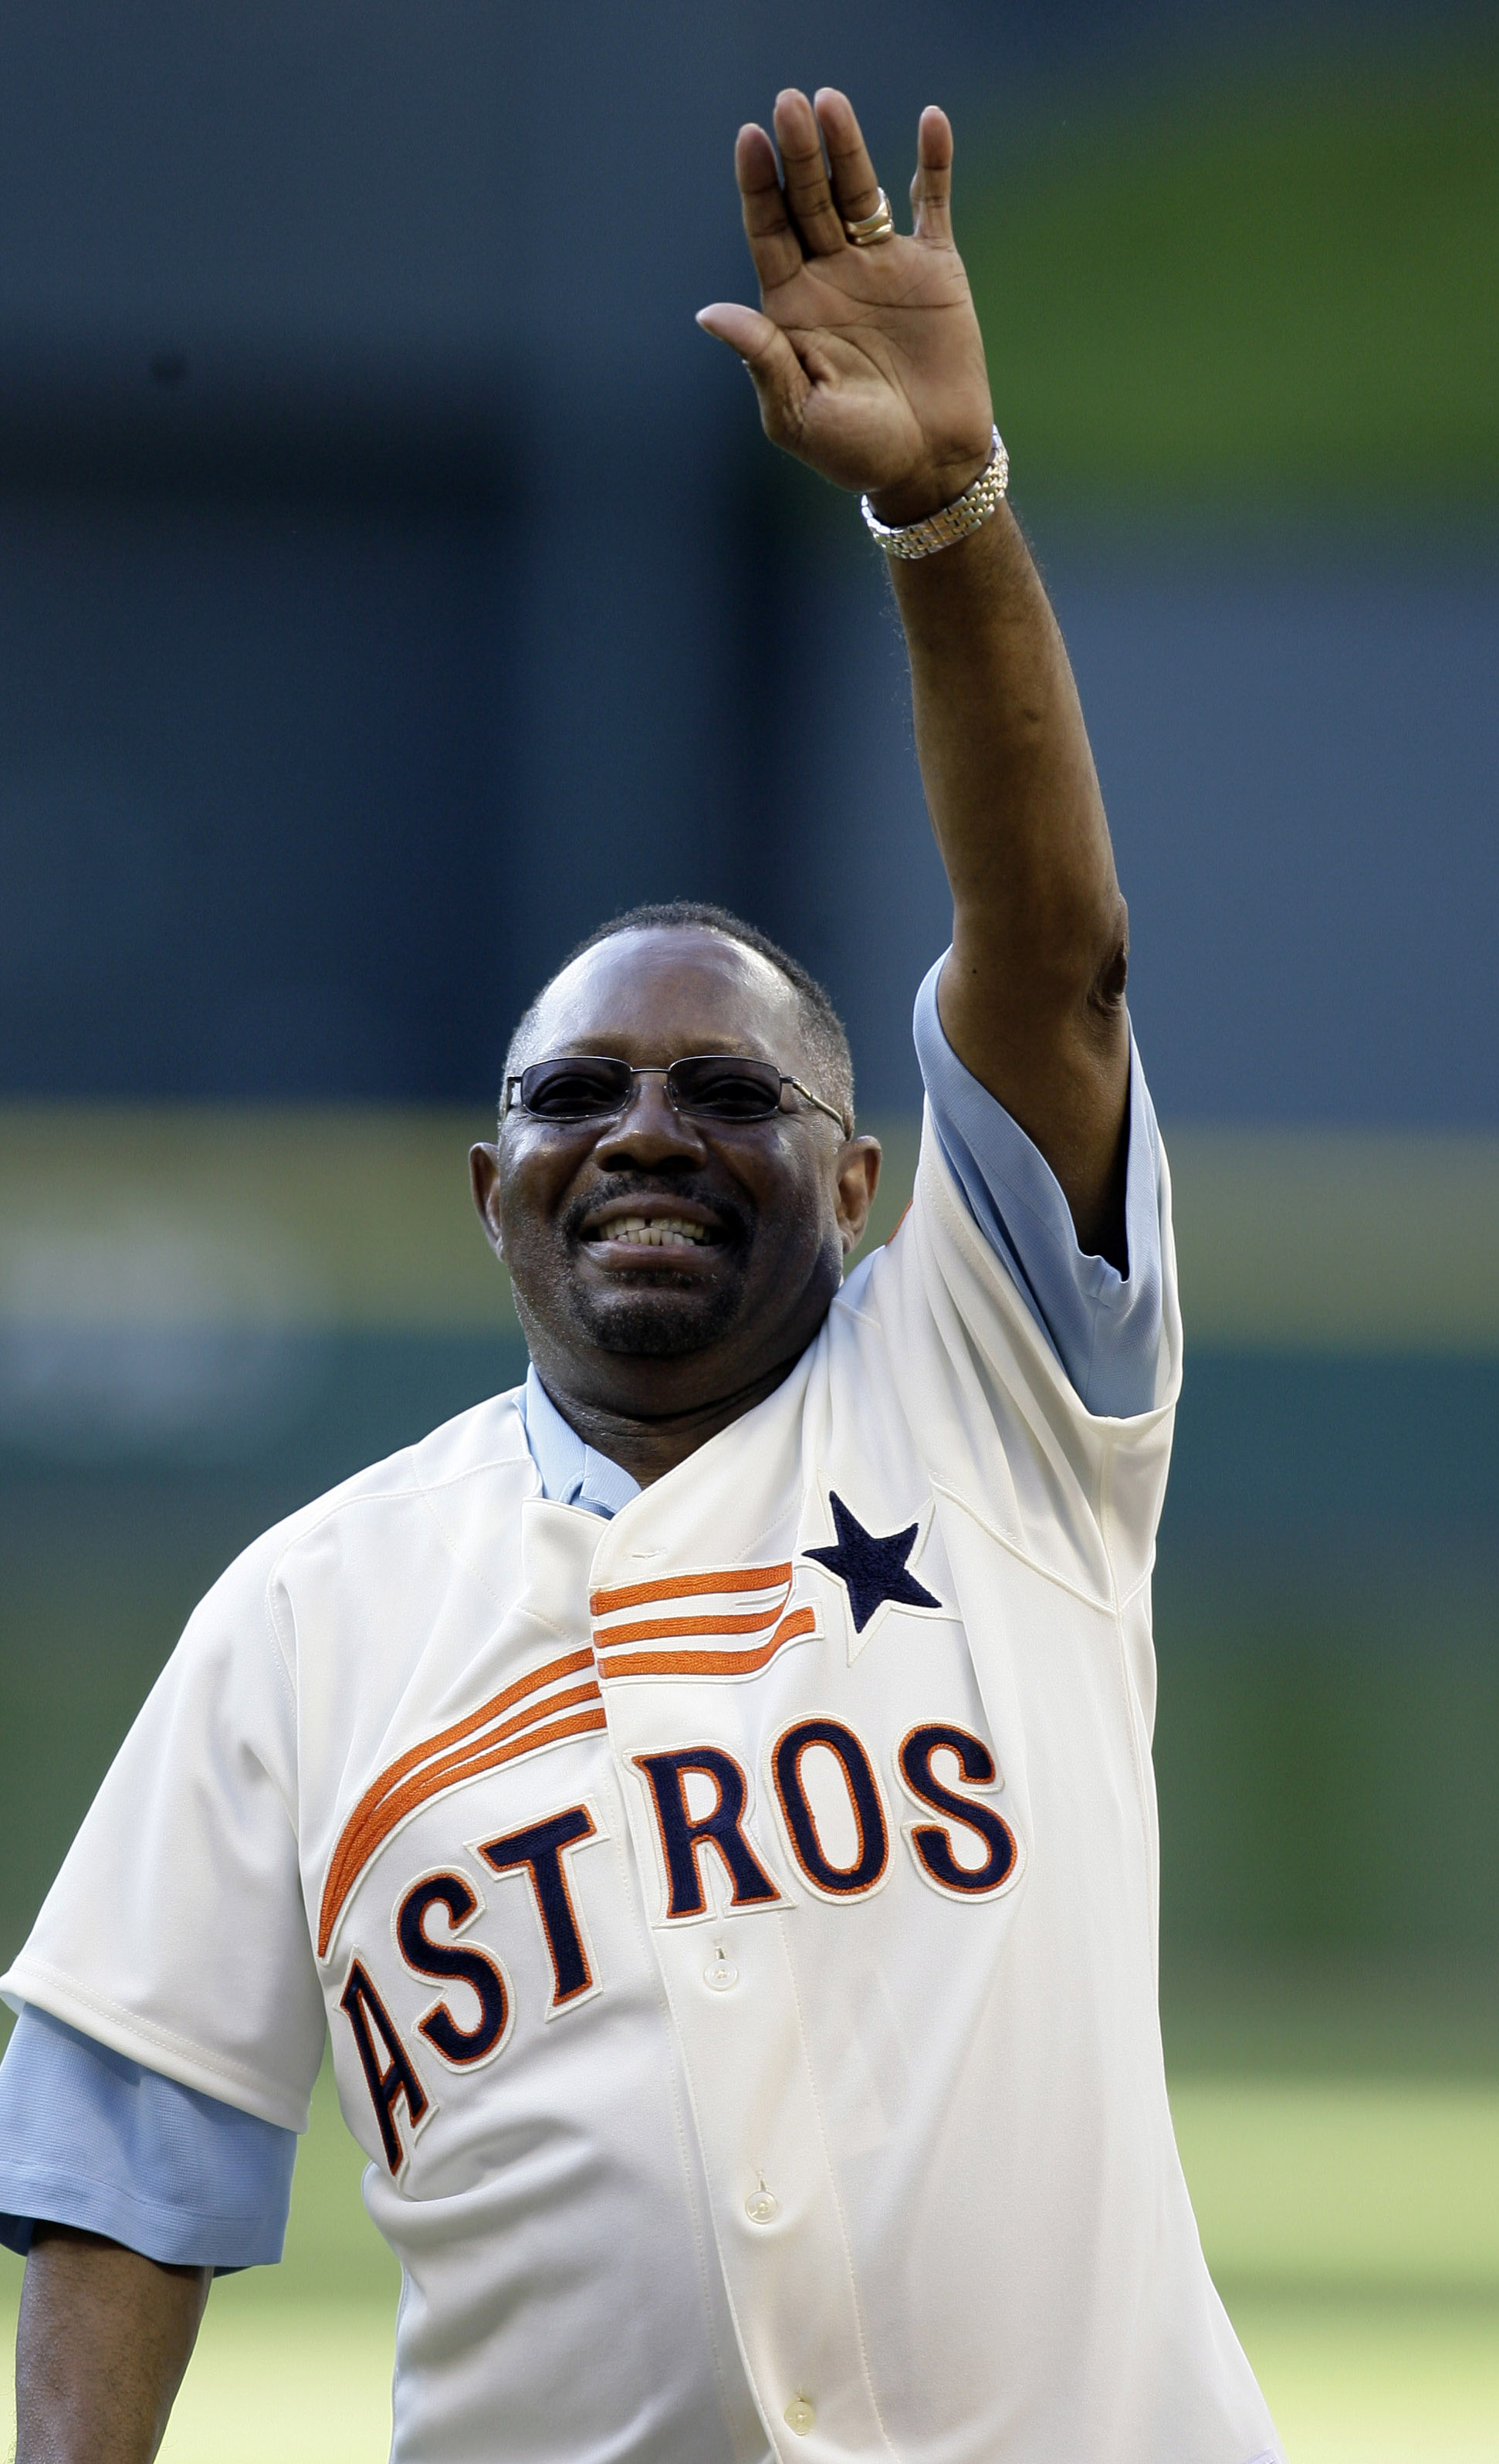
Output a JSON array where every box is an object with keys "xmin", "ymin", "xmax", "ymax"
[
  {"xmin": 750, "ymin": 1156, "xmax": 837, "ymax": 1258},
  {"xmin": 496, "ymin": 1149, "xmax": 577, "ymax": 1254}
]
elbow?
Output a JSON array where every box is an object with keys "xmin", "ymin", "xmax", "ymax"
[{"xmin": 1085, "ymin": 896, "xmax": 1130, "ymax": 1027}]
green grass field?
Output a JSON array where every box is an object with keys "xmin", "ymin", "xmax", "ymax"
[{"xmin": 5, "ymin": 2002, "xmax": 1497, "ymax": 2462}]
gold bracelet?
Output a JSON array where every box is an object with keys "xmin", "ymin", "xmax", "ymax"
[{"xmin": 861, "ymin": 428, "xmax": 1009, "ymax": 560}]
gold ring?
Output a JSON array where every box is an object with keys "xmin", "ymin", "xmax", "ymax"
[{"xmin": 843, "ymin": 188, "xmax": 895, "ymax": 246}]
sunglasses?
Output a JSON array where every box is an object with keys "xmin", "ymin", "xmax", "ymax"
[{"xmin": 503, "ymin": 1054, "xmax": 848, "ymax": 1132}]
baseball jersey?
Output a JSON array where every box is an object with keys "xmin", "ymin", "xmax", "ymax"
[
  {"xmin": 0, "ymin": 1096, "xmax": 1281, "ymax": 2464},
  {"xmin": 0, "ymin": 960, "xmax": 1168, "ymax": 2275}
]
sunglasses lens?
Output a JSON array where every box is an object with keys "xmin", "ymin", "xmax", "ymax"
[
  {"xmin": 668, "ymin": 1058, "xmax": 783, "ymax": 1119},
  {"xmin": 515, "ymin": 1056, "xmax": 786, "ymax": 1124},
  {"xmin": 519, "ymin": 1059, "xmax": 634, "ymax": 1120}
]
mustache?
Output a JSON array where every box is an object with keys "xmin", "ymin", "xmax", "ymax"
[{"xmin": 561, "ymin": 1172, "xmax": 755, "ymax": 1250}]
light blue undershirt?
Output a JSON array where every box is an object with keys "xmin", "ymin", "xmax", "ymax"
[
  {"xmin": 0, "ymin": 2005, "xmax": 296, "ymax": 2270},
  {"xmin": 0, "ymin": 954, "xmax": 1164, "ymax": 2269},
  {"xmin": 912, "ymin": 956, "xmax": 1166, "ymax": 1420}
]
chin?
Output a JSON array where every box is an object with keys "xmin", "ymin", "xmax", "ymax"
[{"xmin": 570, "ymin": 1281, "xmax": 744, "ymax": 1359}]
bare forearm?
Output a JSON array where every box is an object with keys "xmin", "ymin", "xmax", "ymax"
[
  {"xmin": 15, "ymin": 2225, "xmax": 210, "ymax": 2464},
  {"xmin": 698, "ymin": 87, "xmax": 1132, "ymax": 1251},
  {"xmin": 888, "ymin": 503, "xmax": 1131, "ymax": 1254},
  {"xmin": 888, "ymin": 502, "xmax": 1118, "ymax": 976}
]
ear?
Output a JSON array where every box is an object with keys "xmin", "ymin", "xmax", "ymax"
[
  {"xmin": 469, "ymin": 1142, "xmax": 505, "ymax": 1257},
  {"xmin": 834, "ymin": 1135, "xmax": 881, "ymax": 1255}
]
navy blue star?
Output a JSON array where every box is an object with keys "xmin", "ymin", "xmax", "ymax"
[{"xmin": 804, "ymin": 1493, "xmax": 942, "ymax": 1633}]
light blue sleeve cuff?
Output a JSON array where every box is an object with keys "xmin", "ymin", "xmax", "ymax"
[
  {"xmin": 0, "ymin": 2005, "xmax": 298, "ymax": 2272},
  {"xmin": 912, "ymin": 953, "xmax": 1166, "ymax": 1419}
]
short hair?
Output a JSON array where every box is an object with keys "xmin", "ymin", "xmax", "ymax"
[{"xmin": 502, "ymin": 899, "xmax": 854, "ymax": 1127}]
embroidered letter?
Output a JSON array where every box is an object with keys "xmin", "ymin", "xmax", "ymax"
[
  {"xmin": 771, "ymin": 1717, "xmax": 889, "ymax": 1897},
  {"xmin": 339, "ymin": 1958, "xmax": 429, "ymax": 2174},
  {"xmin": 396, "ymin": 1873, "xmax": 511, "ymax": 2067},
  {"xmin": 633, "ymin": 1747, "xmax": 783, "ymax": 1921},
  {"xmin": 897, "ymin": 1723, "xmax": 1020, "ymax": 1899},
  {"xmin": 479, "ymin": 1805, "xmax": 601, "ymax": 2009}
]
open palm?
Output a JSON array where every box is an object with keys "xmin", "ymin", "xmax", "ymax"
[{"xmin": 698, "ymin": 90, "xmax": 994, "ymax": 520}]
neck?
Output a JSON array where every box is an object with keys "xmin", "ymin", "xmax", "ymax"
[{"xmin": 530, "ymin": 1349, "xmax": 807, "ymax": 1487}]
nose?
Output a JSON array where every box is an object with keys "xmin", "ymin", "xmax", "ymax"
[{"xmin": 594, "ymin": 1071, "xmax": 708, "ymax": 1169}]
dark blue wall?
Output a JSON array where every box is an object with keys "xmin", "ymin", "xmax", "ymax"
[{"xmin": 0, "ymin": 0, "xmax": 1492, "ymax": 1119}]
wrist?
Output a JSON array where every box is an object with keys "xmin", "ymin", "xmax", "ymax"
[
  {"xmin": 865, "ymin": 442, "xmax": 995, "ymax": 529},
  {"xmin": 863, "ymin": 428, "xmax": 1009, "ymax": 563}
]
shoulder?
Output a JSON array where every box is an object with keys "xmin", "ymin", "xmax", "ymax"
[
  {"xmin": 183, "ymin": 1386, "xmax": 536, "ymax": 1665},
  {"xmin": 279, "ymin": 1383, "xmax": 531, "ymax": 1538},
  {"xmin": 853, "ymin": 1111, "xmax": 1180, "ymax": 1418},
  {"xmin": 830, "ymin": 1120, "xmax": 1044, "ymax": 1368},
  {"xmin": 826, "ymin": 1122, "xmax": 1179, "ymax": 1602}
]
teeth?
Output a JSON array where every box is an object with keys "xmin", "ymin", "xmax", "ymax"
[{"xmin": 601, "ymin": 1214, "xmax": 709, "ymax": 1247}]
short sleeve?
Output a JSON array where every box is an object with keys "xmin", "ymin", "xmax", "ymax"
[
  {"xmin": 861, "ymin": 1105, "xmax": 1183, "ymax": 1609},
  {"xmin": 0, "ymin": 1529, "xmax": 327, "ymax": 2134}
]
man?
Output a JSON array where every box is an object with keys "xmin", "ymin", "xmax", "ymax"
[{"xmin": 1, "ymin": 87, "xmax": 1281, "ymax": 2464}]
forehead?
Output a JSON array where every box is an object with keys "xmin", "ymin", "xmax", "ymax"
[{"xmin": 523, "ymin": 928, "xmax": 806, "ymax": 1064}]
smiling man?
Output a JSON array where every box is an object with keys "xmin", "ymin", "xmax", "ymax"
[
  {"xmin": 475, "ymin": 921, "xmax": 875, "ymax": 1483},
  {"xmin": 1, "ymin": 88, "xmax": 1280, "ymax": 2464}
]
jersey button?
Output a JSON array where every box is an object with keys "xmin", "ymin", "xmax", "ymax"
[
  {"xmin": 744, "ymin": 2186, "xmax": 780, "ymax": 2225},
  {"xmin": 704, "ymin": 1952, "xmax": 739, "ymax": 1992},
  {"xmin": 783, "ymin": 2396, "xmax": 816, "ymax": 2435}
]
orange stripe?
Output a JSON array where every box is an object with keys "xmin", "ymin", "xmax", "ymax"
[
  {"xmin": 326, "ymin": 1645, "xmax": 595, "ymax": 1896},
  {"xmin": 597, "ymin": 1605, "xmax": 816, "ymax": 1683},
  {"xmin": 316, "ymin": 1653, "xmax": 601, "ymax": 1958},
  {"xmin": 324, "ymin": 1675, "xmax": 601, "ymax": 1922},
  {"xmin": 317, "ymin": 1699, "xmax": 607, "ymax": 1957},
  {"xmin": 360, "ymin": 1679, "xmax": 603, "ymax": 1822},
  {"xmin": 319, "ymin": 1669, "xmax": 594, "ymax": 1934},
  {"xmin": 590, "ymin": 1563, "xmax": 793, "ymax": 1616},
  {"xmin": 594, "ymin": 1603, "xmax": 787, "ymax": 1647},
  {"xmin": 320, "ymin": 1702, "xmax": 610, "ymax": 1951}
]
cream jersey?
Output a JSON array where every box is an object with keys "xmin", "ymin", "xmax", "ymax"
[{"xmin": 2, "ymin": 1119, "xmax": 1281, "ymax": 2464}]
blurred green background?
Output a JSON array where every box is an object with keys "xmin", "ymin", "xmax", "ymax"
[
  {"xmin": 965, "ymin": 46, "xmax": 1498, "ymax": 508},
  {"xmin": 3, "ymin": 12, "xmax": 1497, "ymax": 2459}
]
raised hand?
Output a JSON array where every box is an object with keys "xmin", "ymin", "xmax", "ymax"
[{"xmin": 697, "ymin": 89, "xmax": 995, "ymax": 526}]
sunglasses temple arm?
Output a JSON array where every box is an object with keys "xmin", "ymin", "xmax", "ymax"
[{"xmin": 787, "ymin": 1078, "xmax": 851, "ymax": 1133}]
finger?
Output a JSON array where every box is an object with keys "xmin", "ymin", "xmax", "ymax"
[
  {"xmin": 771, "ymin": 86, "xmax": 844, "ymax": 259},
  {"xmin": 695, "ymin": 304, "xmax": 812, "ymax": 449},
  {"xmin": 912, "ymin": 103, "xmax": 955, "ymax": 245},
  {"xmin": 733, "ymin": 121, "xmax": 804, "ymax": 296},
  {"xmin": 813, "ymin": 86, "xmax": 885, "ymax": 226}
]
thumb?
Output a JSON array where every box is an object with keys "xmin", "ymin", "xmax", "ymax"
[{"xmin": 696, "ymin": 304, "xmax": 810, "ymax": 447}]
